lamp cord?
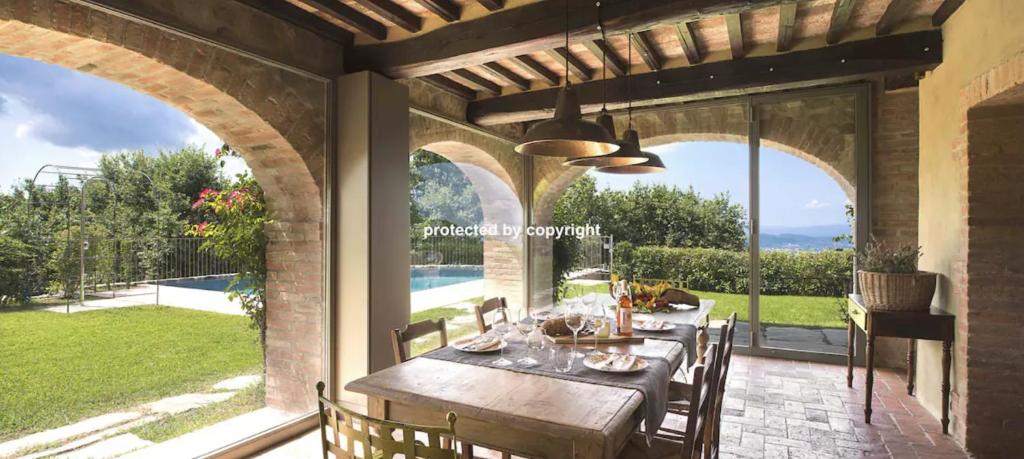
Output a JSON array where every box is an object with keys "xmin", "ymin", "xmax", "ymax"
[
  {"xmin": 564, "ymin": 0, "xmax": 570, "ymax": 86},
  {"xmin": 627, "ymin": 31, "xmax": 633, "ymax": 129},
  {"xmin": 599, "ymin": 2, "xmax": 607, "ymax": 111}
]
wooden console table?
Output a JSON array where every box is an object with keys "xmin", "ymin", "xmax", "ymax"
[{"xmin": 846, "ymin": 294, "xmax": 954, "ymax": 434}]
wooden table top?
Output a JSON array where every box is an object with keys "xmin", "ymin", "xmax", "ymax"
[{"xmin": 345, "ymin": 339, "xmax": 685, "ymax": 445}]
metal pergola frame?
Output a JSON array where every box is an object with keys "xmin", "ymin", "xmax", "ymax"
[{"xmin": 26, "ymin": 164, "xmax": 164, "ymax": 312}]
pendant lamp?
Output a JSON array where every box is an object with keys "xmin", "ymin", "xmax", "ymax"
[
  {"xmin": 563, "ymin": 4, "xmax": 648, "ymax": 168},
  {"xmin": 513, "ymin": 0, "xmax": 618, "ymax": 158},
  {"xmin": 596, "ymin": 31, "xmax": 666, "ymax": 174}
]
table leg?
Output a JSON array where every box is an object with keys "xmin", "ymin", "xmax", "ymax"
[
  {"xmin": 865, "ymin": 333, "xmax": 875, "ymax": 424},
  {"xmin": 697, "ymin": 326, "xmax": 709, "ymax": 364},
  {"xmin": 942, "ymin": 339, "xmax": 952, "ymax": 435},
  {"xmin": 907, "ymin": 339, "xmax": 916, "ymax": 395},
  {"xmin": 846, "ymin": 319, "xmax": 855, "ymax": 388}
]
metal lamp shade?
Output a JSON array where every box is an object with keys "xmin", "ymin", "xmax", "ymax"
[
  {"xmin": 564, "ymin": 127, "xmax": 650, "ymax": 167},
  {"xmin": 596, "ymin": 131, "xmax": 666, "ymax": 174},
  {"xmin": 514, "ymin": 86, "xmax": 619, "ymax": 158}
]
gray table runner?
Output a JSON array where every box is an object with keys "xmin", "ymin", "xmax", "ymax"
[
  {"xmin": 632, "ymin": 325, "xmax": 697, "ymax": 366},
  {"xmin": 422, "ymin": 340, "xmax": 681, "ymax": 443}
]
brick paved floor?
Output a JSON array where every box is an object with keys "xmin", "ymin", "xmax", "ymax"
[{"xmin": 658, "ymin": 354, "xmax": 968, "ymax": 459}]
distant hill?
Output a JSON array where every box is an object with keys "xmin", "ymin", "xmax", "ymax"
[{"xmin": 759, "ymin": 224, "xmax": 852, "ymax": 251}]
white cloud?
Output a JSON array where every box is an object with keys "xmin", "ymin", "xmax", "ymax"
[
  {"xmin": 14, "ymin": 121, "xmax": 33, "ymax": 139},
  {"xmin": 804, "ymin": 199, "xmax": 830, "ymax": 209}
]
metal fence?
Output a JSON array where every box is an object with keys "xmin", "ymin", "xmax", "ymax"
[{"xmin": 411, "ymin": 236, "xmax": 483, "ymax": 266}]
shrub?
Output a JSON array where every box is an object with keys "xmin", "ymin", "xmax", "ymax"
[
  {"xmin": 858, "ymin": 239, "xmax": 920, "ymax": 274},
  {"xmin": 616, "ymin": 243, "xmax": 853, "ymax": 297}
]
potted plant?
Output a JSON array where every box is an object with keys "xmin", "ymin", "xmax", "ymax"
[{"xmin": 857, "ymin": 240, "xmax": 936, "ymax": 312}]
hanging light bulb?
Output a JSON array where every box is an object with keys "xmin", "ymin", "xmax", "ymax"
[
  {"xmin": 564, "ymin": 4, "xmax": 648, "ymax": 168},
  {"xmin": 513, "ymin": 0, "xmax": 618, "ymax": 158},
  {"xmin": 596, "ymin": 31, "xmax": 666, "ymax": 174}
]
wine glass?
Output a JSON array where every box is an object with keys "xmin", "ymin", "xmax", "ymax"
[
  {"xmin": 491, "ymin": 305, "xmax": 512, "ymax": 367},
  {"xmin": 515, "ymin": 309, "xmax": 539, "ymax": 366},
  {"xmin": 585, "ymin": 293, "xmax": 606, "ymax": 354},
  {"xmin": 564, "ymin": 297, "xmax": 589, "ymax": 360}
]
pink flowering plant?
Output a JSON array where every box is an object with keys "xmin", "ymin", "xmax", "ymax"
[{"xmin": 188, "ymin": 144, "xmax": 270, "ymax": 354}]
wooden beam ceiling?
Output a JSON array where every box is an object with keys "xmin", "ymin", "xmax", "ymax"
[
  {"xmin": 234, "ymin": 0, "xmax": 353, "ymax": 44},
  {"xmin": 546, "ymin": 47, "xmax": 594, "ymax": 81},
  {"xmin": 467, "ymin": 30, "xmax": 942, "ymax": 125},
  {"xmin": 476, "ymin": 0, "xmax": 505, "ymax": 11},
  {"xmin": 299, "ymin": 0, "xmax": 388, "ymax": 40},
  {"xmin": 675, "ymin": 21, "xmax": 703, "ymax": 65},
  {"xmin": 932, "ymin": 0, "xmax": 965, "ymax": 26},
  {"xmin": 421, "ymin": 74, "xmax": 477, "ymax": 99},
  {"xmin": 480, "ymin": 62, "xmax": 532, "ymax": 90},
  {"xmin": 631, "ymin": 31, "xmax": 664, "ymax": 70},
  {"xmin": 509, "ymin": 55, "xmax": 561, "ymax": 86},
  {"xmin": 350, "ymin": 0, "xmax": 785, "ymax": 78},
  {"xmin": 776, "ymin": 2, "xmax": 797, "ymax": 52},
  {"xmin": 826, "ymin": 0, "xmax": 857, "ymax": 44},
  {"xmin": 583, "ymin": 39, "xmax": 628, "ymax": 77},
  {"xmin": 449, "ymin": 68, "xmax": 503, "ymax": 95},
  {"xmin": 724, "ymin": 13, "xmax": 744, "ymax": 59},
  {"xmin": 414, "ymin": 0, "xmax": 461, "ymax": 22},
  {"xmin": 876, "ymin": 0, "xmax": 915, "ymax": 35},
  {"xmin": 352, "ymin": 0, "xmax": 421, "ymax": 33}
]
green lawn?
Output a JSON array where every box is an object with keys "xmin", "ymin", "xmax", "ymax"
[
  {"xmin": 130, "ymin": 380, "xmax": 265, "ymax": 443},
  {"xmin": 0, "ymin": 306, "xmax": 262, "ymax": 441},
  {"xmin": 565, "ymin": 282, "xmax": 846, "ymax": 329},
  {"xmin": 409, "ymin": 298, "xmax": 482, "ymax": 356}
]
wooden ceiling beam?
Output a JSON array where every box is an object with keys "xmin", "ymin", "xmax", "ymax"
[
  {"xmin": 724, "ymin": 13, "xmax": 744, "ymax": 59},
  {"xmin": 450, "ymin": 69, "xmax": 503, "ymax": 95},
  {"xmin": 480, "ymin": 62, "xmax": 532, "ymax": 91},
  {"xmin": 413, "ymin": 0, "xmax": 462, "ymax": 22},
  {"xmin": 826, "ymin": 0, "xmax": 857, "ymax": 45},
  {"xmin": 352, "ymin": 0, "xmax": 422, "ymax": 33},
  {"xmin": 477, "ymin": 0, "xmax": 505, "ymax": 11},
  {"xmin": 776, "ymin": 2, "xmax": 797, "ymax": 52},
  {"xmin": 509, "ymin": 55, "xmax": 561, "ymax": 86},
  {"xmin": 351, "ymin": 0, "xmax": 785, "ymax": 78},
  {"xmin": 298, "ymin": 0, "xmax": 388, "ymax": 40},
  {"xmin": 546, "ymin": 47, "xmax": 594, "ymax": 81},
  {"xmin": 630, "ymin": 31, "xmax": 663, "ymax": 71},
  {"xmin": 674, "ymin": 21, "xmax": 703, "ymax": 65},
  {"xmin": 421, "ymin": 74, "xmax": 477, "ymax": 99},
  {"xmin": 583, "ymin": 39, "xmax": 628, "ymax": 77},
  {"xmin": 876, "ymin": 0, "xmax": 915, "ymax": 35},
  {"xmin": 467, "ymin": 30, "xmax": 943, "ymax": 125},
  {"xmin": 932, "ymin": 0, "xmax": 965, "ymax": 26}
]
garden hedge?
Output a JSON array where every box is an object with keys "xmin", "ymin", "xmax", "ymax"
[{"xmin": 615, "ymin": 243, "xmax": 853, "ymax": 297}]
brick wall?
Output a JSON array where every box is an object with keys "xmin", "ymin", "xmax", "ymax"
[{"xmin": 1, "ymin": 0, "xmax": 330, "ymax": 413}]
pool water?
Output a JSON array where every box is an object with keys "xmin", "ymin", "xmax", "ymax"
[
  {"xmin": 411, "ymin": 266, "xmax": 483, "ymax": 292},
  {"xmin": 158, "ymin": 276, "xmax": 251, "ymax": 293}
]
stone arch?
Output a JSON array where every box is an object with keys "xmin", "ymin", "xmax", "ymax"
[
  {"xmin": 949, "ymin": 50, "xmax": 1024, "ymax": 455},
  {"xmin": 1, "ymin": 0, "xmax": 327, "ymax": 411},
  {"xmin": 410, "ymin": 115, "xmax": 525, "ymax": 308}
]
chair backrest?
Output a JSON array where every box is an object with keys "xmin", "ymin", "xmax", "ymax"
[
  {"xmin": 391, "ymin": 318, "xmax": 448, "ymax": 364},
  {"xmin": 474, "ymin": 297, "xmax": 506, "ymax": 334},
  {"xmin": 681, "ymin": 343, "xmax": 719, "ymax": 459},
  {"xmin": 316, "ymin": 382, "xmax": 458, "ymax": 459},
  {"xmin": 707, "ymin": 313, "xmax": 737, "ymax": 459}
]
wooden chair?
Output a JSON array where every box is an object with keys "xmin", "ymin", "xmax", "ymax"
[
  {"xmin": 474, "ymin": 297, "xmax": 507, "ymax": 334},
  {"xmin": 662, "ymin": 312, "xmax": 736, "ymax": 459},
  {"xmin": 391, "ymin": 318, "xmax": 448, "ymax": 364},
  {"xmin": 316, "ymin": 381, "xmax": 459, "ymax": 459},
  {"xmin": 617, "ymin": 343, "xmax": 720, "ymax": 459}
]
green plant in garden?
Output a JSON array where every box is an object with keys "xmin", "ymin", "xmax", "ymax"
[
  {"xmin": 858, "ymin": 239, "xmax": 921, "ymax": 273},
  {"xmin": 188, "ymin": 145, "xmax": 270, "ymax": 358}
]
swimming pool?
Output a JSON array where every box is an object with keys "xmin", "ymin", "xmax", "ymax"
[
  {"xmin": 158, "ymin": 276, "xmax": 248, "ymax": 292},
  {"xmin": 411, "ymin": 266, "xmax": 483, "ymax": 292}
]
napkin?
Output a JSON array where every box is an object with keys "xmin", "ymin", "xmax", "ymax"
[{"xmin": 456, "ymin": 335, "xmax": 501, "ymax": 351}]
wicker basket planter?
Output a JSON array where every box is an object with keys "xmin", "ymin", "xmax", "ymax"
[{"xmin": 857, "ymin": 270, "xmax": 937, "ymax": 312}]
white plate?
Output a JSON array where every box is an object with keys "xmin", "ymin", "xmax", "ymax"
[
  {"xmin": 452, "ymin": 336, "xmax": 507, "ymax": 353},
  {"xmin": 583, "ymin": 353, "xmax": 650, "ymax": 373},
  {"xmin": 634, "ymin": 320, "xmax": 677, "ymax": 332}
]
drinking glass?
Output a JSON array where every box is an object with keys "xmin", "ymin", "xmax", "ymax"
[
  {"xmin": 564, "ymin": 298, "xmax": 588, "ymax": 360},
  {"xmin": 516, "ymin": 309, "xmax": 539, "ymax": 366},
  {"xmin": 585, "ymin": 293, "xmax": 606, "ymax": 354},
  {"xmin": 551, "ymin": 344, "xmax": 574, "ymax": 373},
  {"xmin": 491, "ymin": 305, "xmax": 512, "ymax": 367}
]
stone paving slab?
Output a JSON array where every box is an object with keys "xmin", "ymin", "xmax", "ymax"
[
  {"xmin": 53, "ymin": 434, "xmax": 152, "ymax": 459},
  {"xmin": 0, "ymin": 412, "xmax": 140, "ymax": 458},
  {"xmin": 212, "ymin": 374, "xmax": 261, "ymax": 391}
]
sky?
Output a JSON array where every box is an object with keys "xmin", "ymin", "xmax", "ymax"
[
  {"xmin": 590, "ymin": 141, "xmax": 850, "ymax": 228},
  {"xmin": 0, "ymin": 54, "xmax": 247, "ymax": 190}
]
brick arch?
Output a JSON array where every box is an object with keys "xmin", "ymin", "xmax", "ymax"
[
  {"xmin": 949, "ymin": 50, "xmax": 1024, "ymax": 456},
  {"xmin": 1, "ymin": 0, "xmax": 327, "ymax": 411}
]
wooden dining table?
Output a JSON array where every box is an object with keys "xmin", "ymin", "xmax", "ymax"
[{"xmin": 345, "ymin": 301, "xmax": 714, "ymax": 459}]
